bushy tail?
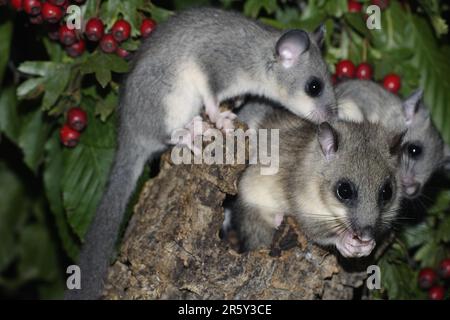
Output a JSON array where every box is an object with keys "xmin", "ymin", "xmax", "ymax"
[{"xmin": 64, "ymin": 142, "xmax": 152, "ymax": 300}]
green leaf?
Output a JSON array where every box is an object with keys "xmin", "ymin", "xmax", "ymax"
[
  {"xmin": 244, "ymin": 0, "xmax": 278, "ymax": 18},
  {"xmin": 18, "ymin": 61, "xmax": 71, "ymax": 110},
  {"xmin": 0, "ymin": 86, "xmax": 20, "ymax": 142},
  {"xmin": 80, "ymin": 52, "xmax": 128, "ymax": 88},
  {"xmin": 0, "ymin": 19, "xmax": 13, "ymax": 86},
  {"xmin": 44, "ymin": 133, "xmax": 80, "ymax": 260},
  {"xmin": 0, "ymin": 162, "xmax": 28, "ymax": 273},
  {"xmin": 408, "ymin": 16, "xmax": 450, "ymax": 146},
  {"xmin": 17, "ymin": 78, "xmax": 45, "ymax": 100},
  {"xmin": 18, "ymin": 108, "xmax": 51, "ymax": 173},
  {"xmin": 95, "ymin": 90, "xmax": 117, "ymax": 122},
  {"xmin": 62, "ymin": 98, "xmax": 116, "ymax": 238},
  {"xmin": 17, "ymin": 225, "xmax": 60, "ymax": 283},
  {"xmin": 414, "ymin": 239, "xmax": 446, "ymax": 268}
]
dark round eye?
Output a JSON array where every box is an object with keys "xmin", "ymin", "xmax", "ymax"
[
  {"xmin": 407, "ymin": 143, "xmax": 423, "ymax": 159},
  {"xmin": 305, "ymin": 77, "xmax": 323, "ymax": 98},
  {"xmin": 379, "ymin": 181, "xmax": 393, "ymax": 205},
  {"xmin": 336, "ymin": 181, "xmax": 356, "ymax": 202}
]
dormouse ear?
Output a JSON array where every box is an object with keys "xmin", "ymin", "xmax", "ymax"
[
  {"xmin": 403, "ymin": 89, "xmax": 423, "ymax": 126},
  {"xmin": 389, "ymin": 130, "xmax": 406, "ymax": 156},
  {"xmin": 318, "ymin": 122, "xmax": 338, "ymax": 161},
  {"xmin": 312, "ymin": 23, "xmax": 326, "ymax": 48},
  {"xmin": 276, "ymin": 30, "xmax": 310, "ymax": 69}
]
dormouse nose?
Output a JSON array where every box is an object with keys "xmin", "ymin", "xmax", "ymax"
[
  {"xmin": 405, "ymin": 182, "xmax": 421, "ymax": 198},
  {"xmin": 354, "ymin": 226, "xmax": 375, "ymax": 242}
]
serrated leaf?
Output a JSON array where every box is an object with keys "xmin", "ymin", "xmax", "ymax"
[
  {"xmin": 0, "ymin": 86, "xmax": 20, "ymax": 142},
  {"xmin": 18, "ymin": 61, "xmax": 71, "ymax": 110},
  {"xmin": 81, "ymin": 52, "xmax": 128, "ymax": 88},
  {"xmin": 18, "ymin": 61, "xmax": 53, "ymax": 77},
  {"xmin": 44, "ymin": 133, "xmax": 80, "ymax": 260},
  {"xmin": 96, "ymin": 90, "xmax": 117, "ymax": 122},
  {"xmin": 62, "ymin": 98, "xmax": 115, "ymax": 238},
  {"xmin": 17, "ymin": 78, "xmax": 45, "ymax": 100}
]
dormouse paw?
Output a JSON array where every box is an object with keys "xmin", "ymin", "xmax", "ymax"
[
  {"xmin": 335, "ymin": 230, "xmax": 376, "ymax": 258},
  {"xmin": 213, "ymin": 110, "xmax": 237, "ymax": 131},
  {"xmin": 171, "ymin": 116, "xmax": 210, "ymax": 156}
]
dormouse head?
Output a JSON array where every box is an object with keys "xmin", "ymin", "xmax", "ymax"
[
  {"xmin": 400, "ymin": 90, "xmax": 449, "ymax": 198},
  {"xmin": 272, "ymin": 25, "xmax": 336, "ymax": 123},
  {"xmin": 302, "ymin": 121, "xmax": 404, "ymax": 258}
]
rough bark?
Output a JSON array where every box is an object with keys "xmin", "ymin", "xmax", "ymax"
[{"xmin": 103, "ymin": 114, "xmax": 369, "ymax": 300}]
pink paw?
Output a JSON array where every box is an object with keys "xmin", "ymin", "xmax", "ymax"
[{"xmin": 171, "ymin": 116, "xmax": 210, "ymax": 156}]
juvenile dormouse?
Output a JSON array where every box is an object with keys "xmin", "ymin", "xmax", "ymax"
[
  {"xmin": 336, "ymin": 80, "xmax": 450, "ymax": 198},
  {"xmin": 67, "ymin": 8, "xmax": 337, "ymax": 299},
  {"xmin": 231, "ymin": 107, "xmax": 404, "ymax": 258}
]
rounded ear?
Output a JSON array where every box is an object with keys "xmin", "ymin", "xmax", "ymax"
[
  {"xmin": 318, "ymin": 122, "xmax": 338, "ymax": 161},
  {"xmin": 275, "ymin": 30, "xmax": 310, "ymax": 69},
  {"xmin": 403, "ymin": 89, "xmax": 424, "ymax": 125},
  {"xmin": 312, "ymin": 23, "xmax": 326, "ymax": 48}
]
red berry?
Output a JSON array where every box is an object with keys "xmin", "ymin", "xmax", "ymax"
[
  {"xmin": 60, "ymin": 124, "xmax": 80, "ymax": 147},
  {"xmin": 100, "ymin": 34, "xmax": 118, "ymax": 53},
  {"xmin": 140, "ymin": 18, "xmax": 156, "ymax": 38},
  {"xmin": 42, "ymin": 2, "xmax": 63, "ymax": 23},
  {"xmin": 383, "ymin": 73, "xmax": 401, "ymax": 94},
  {"xmin": 59, "ymin": 25, "xmax": 77, "ymax": 46},
  {"xmin": 418, "ymin": 268, "xmax": 437, "ymax": 290},
  {"xmin": 85, "ymin": 18, "xmax": 104, "ymax": 42},
  {"xmin": 336, "ymin": 60, "xmax": 356, "ymax": 79},
  {"xmin": 48, "ymin": 0, "xmax": 66, "ymax": 5},
  {"xmin": 112, "ymin": 19, "xmax": 131, "ymax": 42},
  {"xmin": 66, "ymin": 39, "xmax": 85, "ymax": 58},
  {"xmin": 23, "ymin": 0, "xmax": 41, "ymax": 16},
  {"xmin": 371, "ymin": 0, "xmax": 389, "ymax": 10},
  {"xmin": 438, "ymin": 258, "xmax": 450, "ymax": 279},
  {"xmin": 356, "ymin": 62, "xmax": 373, "ymax": 80},
  {"xmin": 10, "ymin": 0, "xmax": 23, "ymax": 11},
  {"xmin": 116, "ymin": 47, "xmax": 130, "ymax": 59},
  {"xmin": 67, "ymin": 107, "xmax": 87, "ymax": 131},
  {"xmin": 428, "ymin": 286, "xmax": 445, "ymax": 300},
  {"xmin": 29, "ymin": 14, "xmax": 43, "ymax": 24},
  {"xmin": 348, "ymin": 0, "xmax": 362, "ymax": 13}
]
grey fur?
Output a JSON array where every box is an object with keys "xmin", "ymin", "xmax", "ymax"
[
  {"xmin": 66, "ymin": 8, "xmax": 336, "ymax": 299},
  {"xmin": 232, "ymin": 107, "xmax": 403, "ymax": 256},
  {"xmin": 335, "ymin": 80, "xmax": 448, "ymax": 198}
]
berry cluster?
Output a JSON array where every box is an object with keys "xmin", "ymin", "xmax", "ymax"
[
  {"xmin": 59, "ymin": 107, "xmax": 87, "ymax": 147},
  {"xmin": 333, "ymin": 59, "xmax": 401, "ymax": 94},
  {"xmin": 418, "ymin": 258, "xmax": 450, "ymax": 300},
  {"xmin": 7, "ymin": 0, "xmax": 157, "ymax": 59}
]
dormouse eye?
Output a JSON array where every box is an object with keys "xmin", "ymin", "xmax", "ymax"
[
  {"xmin": 379, "ymin": 181, "xmax": 393, "ymax": 206},
  {"xmin": 407, "ymin": 143, "xmax": 423, "ymax": 159},
  {"xmin": 305, "ymin": 77, "xmax": 323, "ymax": 98},
  {"xmin": 335, "ymin": 180, "xmax": 356, "ymax": 203}
]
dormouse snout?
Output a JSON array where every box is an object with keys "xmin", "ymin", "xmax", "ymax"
[{"xmin": 404, "ymin": 182, "xmax": 421, "ymax": 198}]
